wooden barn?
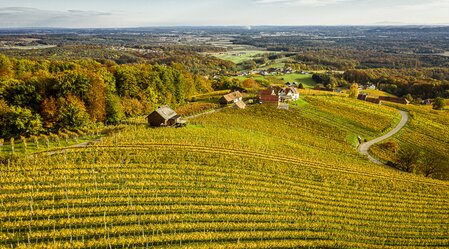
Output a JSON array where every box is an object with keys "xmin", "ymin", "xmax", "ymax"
[
  {"xmin": 219, "ymin": 91, "xmax": 243, "ymax": 105},
  {"xmin": 147, "ymin": 105, "xmax": 186, "ymax": 127}
]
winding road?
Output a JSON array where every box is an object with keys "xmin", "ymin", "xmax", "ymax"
[{"xmin": 358, "ymin": 110, "xmax": 409, "ymax": 165}]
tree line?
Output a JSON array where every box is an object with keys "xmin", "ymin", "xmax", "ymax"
[{"xmin": 0, "ymin": 54, "xmax": 213, "ymax": 139}]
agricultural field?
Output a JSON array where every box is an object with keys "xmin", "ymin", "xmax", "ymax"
[
  {"xmin": 2, "ymin": 94, "xmax": 448, "ymax": 248},
  {"xmin": 235, "ymin": 73, "xmax": 316, "ymax": 89},
  {"xmin": 211, "ymin": 50, "xmax": 270, "ymax": 64},
  {"xmin": 369, "ymin": 103, "xmax": 449, "ymax": 180}
]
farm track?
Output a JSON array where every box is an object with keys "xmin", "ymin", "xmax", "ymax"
[
  {"xmin": 52, "ymin": 143, "xmax": 448, "ymax": 187},
  {"xmin": 358, "ymin": 110, "xmax": 409, "ymax": 165}
]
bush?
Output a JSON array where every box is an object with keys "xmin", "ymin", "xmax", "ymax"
[{"xmin": 432, "ymin": 97, "xmax": 445, "ymax": 110}]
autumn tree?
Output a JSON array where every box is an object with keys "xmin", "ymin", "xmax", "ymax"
[
  {"xmin": 396, "ymin": 147, "xmax": 420, "ymax": 173},
  {"xmin": 56, "ymin": 95, "xmax": 90, "ymax": 130},
  {"xmin": 348, "ymin": 83, "xmax": 359, "ymax": 98}
]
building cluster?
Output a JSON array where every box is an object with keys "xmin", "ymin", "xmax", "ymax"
[{"xmin": 259, "ymin": 86, "xmax": 300, "ymax": 110}]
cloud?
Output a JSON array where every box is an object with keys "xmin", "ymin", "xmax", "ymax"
[
  {"xmin": 255, "ymin": 0, "xmax": 351, "ymax": 6},
  {"xmin": 0, "ymin": 7, "xmax": 122, "ymax": 28},
  {"xmin": 399, "ymin": 0, "xmax": 449, "ymax": 10}
]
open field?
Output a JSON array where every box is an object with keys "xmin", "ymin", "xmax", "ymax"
[
  {"xmin": 3, "ymin": 94, "xmax": 448, "ymax": 248},
  {"xmin": 211, "ymin": 50, "xmax": 270, "ymax": 64},
  {"xmin": 235, "ymin": 73, "xmax": 316, "ymax": 89}
]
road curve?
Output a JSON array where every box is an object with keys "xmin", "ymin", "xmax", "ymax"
[{"xmin": 358, "ymin": 110, "xmax": 409, "ymax": 165}]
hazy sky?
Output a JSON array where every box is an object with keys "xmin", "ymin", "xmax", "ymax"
[{"xmin": 0, "ymin": 0, "xmax": 448, "ymax": 28}]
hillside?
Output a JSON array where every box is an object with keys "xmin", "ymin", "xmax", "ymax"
[
  {"xmin": 369, "ymin": 103, "xmax": 449, "ymax": 180},
  {"xmin": 1, "ymin": 94, "xmax": 449, "ymax": 248}
]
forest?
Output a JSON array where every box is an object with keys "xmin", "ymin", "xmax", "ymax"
[{"xmin": 0, "ymin": 53, "xmax": 215, "ymax": 138}]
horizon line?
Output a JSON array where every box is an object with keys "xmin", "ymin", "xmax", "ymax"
[{"xmin": 1, "ymin": 24, "xmax": 449, "ymax": 30}]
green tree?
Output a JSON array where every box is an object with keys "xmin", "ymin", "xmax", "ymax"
[
  {"xmin": 0, "ymin": 104, "xmax": 43, "ymax": 138},
  {"xmin": 432, "ymin": 97, "xmax": 445, "ymax": 110},
  {"xmin": 404, "ymin": 94, "xmax": 414, "ymax": 103},
  {"xmin": 105, "ymin": 93, "xmax": 124, "ymax": 125}
]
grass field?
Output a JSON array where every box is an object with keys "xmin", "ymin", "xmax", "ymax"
[
  {"xmin": 235, "ymin": 73, "xmax": 316, "ymax": 89},
  {"xmin": 212, "ymin": 50, "xmax": 270, "ymax": 64},
  {"xmin": 1, "ymin": 94, "xmax": 448, "ymax": 248}
]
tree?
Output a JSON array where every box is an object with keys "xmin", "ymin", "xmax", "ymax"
[
  {"xmin": 404, "ymin": 94, "xmax": 414, "ymax": 103},
  {"xmin": 396, "ymin": 147, "xmax": 420, "ymax": 173},
  {"xmin": 56, "ymin": 95, "xmax": 90, "ymax": 130},
  {"xmin": 418, "ymin": 153, "xmax": 443, "ymax": 177},
  {"xmin": 0, "ymin": 104, "xmax": 43, "ymax": 138},
  {"xmin": 348, "ymin": 83, "xmax": 359, "ymax": 99},
  {"xmin": 242, "ymin": 78, "xmax": 258, "ymax": 88},
  {"xmin": 85, "ymin": 74, "xmax": 107, "ymax": 122},
  {"xmin": 105, "ymin": 93, "xmax": 124, "ymax": 125},
  {"xmin": 432, "ymin": 97, "xmax": 445, "ymax": 110},
  {"xmin": 0, "ymin": 53, "xmax": 12, "ymax": 77}
]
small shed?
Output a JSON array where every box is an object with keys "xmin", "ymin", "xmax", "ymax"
[
  {"xmin": 219, "ymin": 91, "xmax": 243, "ymax": 105},
  {"xmin": 357, "ymin": 93, "xmax": 369, "ymax": 101},
  {"xmin": 147, "ymin": 105, "xmax": 186, "ymax": 127}
]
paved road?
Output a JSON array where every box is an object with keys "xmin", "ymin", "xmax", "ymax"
[{"xmin": 358, "ymin": 110, "xmax": 409, "ymax": 165}]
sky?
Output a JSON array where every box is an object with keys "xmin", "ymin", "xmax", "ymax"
[{"xmin": 0, "ymin": 0, "xmax": 448, "ymax": 28}]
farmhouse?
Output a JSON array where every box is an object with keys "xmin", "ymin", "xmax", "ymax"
[
  {"xmin": 259, "ymin": 86, "xmax": 282, "ymax": 104},
  {"xmin": 219, "ymin": 91, "xmax": 243, "ymax": 105},
  {"xmin": 279, "ymin": 87, "xmax": 299, "ymax": 101},
  {"xmin": 147, "ymin": 105, "xmax": 186, "ymax": 127}
]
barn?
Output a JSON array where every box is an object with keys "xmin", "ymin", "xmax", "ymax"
[{"xmin": 147, "ymin": 105, "xmax": 186, "ymax": 127}]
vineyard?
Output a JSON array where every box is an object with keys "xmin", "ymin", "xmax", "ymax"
[
  {"xmin": 1, "ymin": 97, "xmax": 449, "ymax": 248},
  {"xmin": 369, "ymin": 103, "xmax": 449, "ymax": 180}
]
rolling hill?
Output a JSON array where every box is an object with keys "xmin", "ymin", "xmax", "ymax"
[{"xmin": 1, "ymin": 93, "xmax": 448, "ymax": 248}]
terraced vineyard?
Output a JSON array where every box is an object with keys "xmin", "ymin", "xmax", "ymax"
[{"xmin": 1, "ymin": 97, "xmax": 449, "ymax": 248}]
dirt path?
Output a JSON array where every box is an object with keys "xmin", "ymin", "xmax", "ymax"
[{"xmin": 358, "ymin": 110, "xmax": 409, "ymax": 165}]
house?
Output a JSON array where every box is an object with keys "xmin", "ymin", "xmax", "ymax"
[
  {"xmin": 367, "ymin": 84, "xmax": 376, "ymax": 90},
  {"xmin": 357, "ymin": 93, "xmax": 369, "ymax": 101},
  {"xmin": 147, "ymin": 105, "xmax": 186, "ymax": 127},
  {"xmin": 234, "ymin": 100, "xmax": 246, "ymax": 109},
  {"xmin": 279, "ymin": 87, "xmax": 299, "ymax": 102},
  {"xmin": 259, "ymin": 87, "xmax": 280, "ymax": 104},
  {"xmin": 219, "ymin": 91, "xmax": 243, "ymax": 105}
]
